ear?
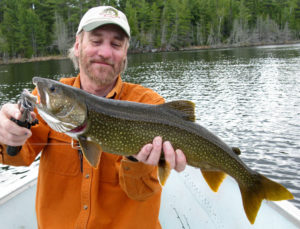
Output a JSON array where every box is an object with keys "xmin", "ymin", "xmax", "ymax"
[{"xmin": 74, "ymin": 35, "xmax": 81, "ymax": 57}]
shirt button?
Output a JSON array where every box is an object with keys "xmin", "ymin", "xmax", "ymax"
[
  {"xmin": 83, "ymin": 205, "xmax": 88, "ymax": 210},
  {"xmin": 85, "ymin": 174, "xmax": 90, "ymax": 179}
]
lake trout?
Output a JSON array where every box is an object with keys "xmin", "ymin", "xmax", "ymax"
[{"xmin": 27, "ymin": 76, "xmax": 293, "ymax": 224}]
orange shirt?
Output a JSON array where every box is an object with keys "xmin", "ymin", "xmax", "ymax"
[{"xmin": 0, "ymin": 75, "xmax": 165, "ymax": 229}]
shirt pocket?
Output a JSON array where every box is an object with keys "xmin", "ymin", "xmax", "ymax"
[{"xmin": 40, "ymin": 131, "xmax": 80, "ymax": 176}]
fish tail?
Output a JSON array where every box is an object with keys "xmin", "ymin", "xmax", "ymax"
[
  {"xmin": 158, "ymin": 159, "xmax": 171, "ymax": 186},
  {"xmin": 239, "ymin": 173, "xmax": 294, "ymax": 224}
]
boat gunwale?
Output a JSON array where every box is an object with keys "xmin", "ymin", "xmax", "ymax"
[{"xmin": 0, "ymin": 171, "xmax": 300, "ymax": 228}]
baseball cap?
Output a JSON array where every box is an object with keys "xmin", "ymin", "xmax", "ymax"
[{"xmin": 76, "ymin": 6, "xmax": 130, "ymax": 37}]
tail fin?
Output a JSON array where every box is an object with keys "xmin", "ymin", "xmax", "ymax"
[{"xmin": 239, "ymin": 174, "xmax": 294, "ymax": 224}]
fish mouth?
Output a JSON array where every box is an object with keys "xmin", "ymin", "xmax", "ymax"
[
  {"xmin": 21, "ymin": 89, "xmax": 38, "ymax": 105},
  {"xmin": 32, "ymin": 77, "xmax": 48, "ymax": 107}
]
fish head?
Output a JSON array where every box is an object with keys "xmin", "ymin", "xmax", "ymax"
[{"xmin": 32, "ymin": 77, "xmax": 88, "ymax": 135}]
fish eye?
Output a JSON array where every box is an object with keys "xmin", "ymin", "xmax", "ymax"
[{"xmin": 49, "ymin": 85, "xmax": 56, "ymax": 92}]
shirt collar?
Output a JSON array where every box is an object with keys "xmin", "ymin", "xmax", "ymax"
[
  {"xmin": 73, "ymin": 74, "xmax": 123, "ymax": 99},
  {"xmin": 73, "ymin": 74, "xmax": 81, "ymax": 89},
  {"xmin": 106, "ymin": 75, "xmax": 123, "ymax": 99}
]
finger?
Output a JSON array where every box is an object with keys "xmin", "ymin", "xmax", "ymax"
[
  {"xmin": 2, "ymin": 118, "xmax": 31, "ymax": 136},
  {"xmin": 0, "ymin": 129, "xmax": 32, "ymax": 146},
  {"xmin": 30, "ymin": 111, "xmax": 37, "ymax": 121},
  {"xmin": 175, "ymin": 149, "xmax": 187, "ymax": 172},
  {"xmin": 1, "ymin": 104, "xmax": 32, "ymax": 136},
  {"xmin": 3, "ymin": 136, "xmax": 30, "ymax": 146},
  {"xmin": 0, "ymin": 104, "xmax": 32, "ymax": 146},
  {"xmin": 163, "ymin": 141, "xmax": 175, "ymax": 169},
  {"xmin": 0, "ymin": 103, "xmax": 21, "ymax": 120},
  {"xmin": 146, "ymin": 136, "xmax": 162, "ymax": 165},
  {"xmin": 136, "ymin": 144, "xmax": 153, "ymax": 162}
]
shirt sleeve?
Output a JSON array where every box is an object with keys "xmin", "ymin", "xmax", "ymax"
[
  {"xmin": 116, "ymin": 84, "xmax": 165, "ymax": 200},
  {"xmin": 0, "ymin": 113, "xmax": 50, "ymax": 166},
  {"xmin": 0, "ymin": 87, "xmax": 50, "ymax": 166},
  {"xmin": 118, "ymin": 157, "xmax": 161, "ymax": 201}
]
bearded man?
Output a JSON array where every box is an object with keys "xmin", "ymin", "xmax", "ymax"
[{"xmin": 0, "ymin": 6, "xmax": 186, "ymax": 229}]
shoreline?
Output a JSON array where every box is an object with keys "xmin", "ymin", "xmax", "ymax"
[
  {"xmin": 0, "ymin": 55, "xmax": 69, "ymax": 65},
  {"xmin": 1, "ymin": 41, "xmax": 299, "ymax": 65},
  {"xmin": 180, "ymin": 40, "xmax": 300, "ymax": 51}
]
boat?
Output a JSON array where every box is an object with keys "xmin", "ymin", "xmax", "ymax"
[{"xmin": 0, "ymin": 166, "xmax": 300, "ymax": 229}]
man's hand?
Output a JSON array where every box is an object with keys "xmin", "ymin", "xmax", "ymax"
[
  {"xmin": 135, "ymin": 136, "xmax": 187, "ymax": 172},
  {"xmin": 0, "ymin": 103, "xmax": 35, "ymax": 146}
]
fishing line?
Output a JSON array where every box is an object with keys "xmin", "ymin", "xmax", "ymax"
[
  {"xmin": 28, "ymin": 143, "xmax": 72, "ymax": 146},
  {"xmin": 28, "ymin": 139, "xmax": 81, "ymax": 149}
]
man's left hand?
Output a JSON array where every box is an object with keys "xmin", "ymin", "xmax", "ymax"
[{"xmin": 134, "ymin": 136, "xmax": 187, "ymax": 172}]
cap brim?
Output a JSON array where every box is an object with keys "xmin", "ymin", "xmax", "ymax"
[{"xmin": 82, "ymin": 21, "xmax": 130, "ymax": 37}]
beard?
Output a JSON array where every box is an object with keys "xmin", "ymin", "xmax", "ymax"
[{"xmin": 78, "ymin": 48, "xmax": 126, "ymax": 87}]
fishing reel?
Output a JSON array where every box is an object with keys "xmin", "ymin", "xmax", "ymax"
[{"xmin": 6, "ymin": 90, "xmax": 39, "ymax": 156}]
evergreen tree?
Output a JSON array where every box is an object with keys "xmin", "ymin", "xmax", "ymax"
[
  {"xmin": 1, "ymin": 0, "xmax": 18, "ymax": 57},
  {"xmin": 0, "ymin": 0, "xmax": 300, "ymax": 60},
  {"xmin": 16, "ymin": 0, "xmax": 47, "ymax": 57},
  {"xmin": 149, "ymin": 2, "xmax": 161, "ymax": 48},
  {"xmin": 176, "ymin": 0, "xmax": 192, "ymax": 47},
  {"xmin": 0, "ymin": 28, "xmax": 8, "ymax": 59},
  {"xmin": 293, "ymin": 0, "xmax": 300, "ymax": 35},
  {"xmin": 124, "ymin": 0, "xmax": 139, "ymax": 48}
]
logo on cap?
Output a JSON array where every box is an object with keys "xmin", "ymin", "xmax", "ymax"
[{"xmin": 101, "ymin": 8, "xmax": 119, "ymax": 18}]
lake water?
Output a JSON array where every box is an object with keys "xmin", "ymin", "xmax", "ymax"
[{"xmin": 0, "ymin": 44, "xmax": 299, "ymax": 209}]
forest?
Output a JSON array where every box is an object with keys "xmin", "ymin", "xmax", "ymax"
[{"xmin": 0, "ymin": 0, "xmax": 300, "ymax": 60}]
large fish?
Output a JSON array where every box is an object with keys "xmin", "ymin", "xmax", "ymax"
[{"xmin": 27, "ymin": 77, "xmax": 293, "ymax": 224}]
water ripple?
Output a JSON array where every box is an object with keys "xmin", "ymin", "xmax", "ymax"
[
  {"xmin": 1, "ymin": 44, "xmax": 300, "ymax": 209},
  {"xmin": 126, "ymin": 45, "xmax": 300, "ymax": 208}
]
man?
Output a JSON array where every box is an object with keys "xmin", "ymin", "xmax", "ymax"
[{"xmin": 0, "ymin": 6, "xmax": 186, "ymax": 229}]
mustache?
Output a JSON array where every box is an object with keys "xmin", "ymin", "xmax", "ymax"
[{"xmin": 90, "ymin": 58, "xmax": 114, "ymax": 66}]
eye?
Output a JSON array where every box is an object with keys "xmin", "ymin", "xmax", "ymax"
[
  {"xmin": 112, "ymin": 42, "xmax": 122, "ymax": 48},
  {"xmin": 49, "ymin": 85, "xmax": 56, "ymax": 92},
  {"xmin": 93, "ymin": 40, "xmax": 100, "ymax": 45}
]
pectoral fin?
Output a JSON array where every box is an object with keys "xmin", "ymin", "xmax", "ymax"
[
  {"xmin": 201, "ymin": 169, "xmax": 227, "ymax": 192},
  {"xmin": 78, "ymin": 136, "xmax": 102, "ymax": 168},
  {"xmin": 158, "ymin": 159, "xmax": 171, "ymax": 186}
]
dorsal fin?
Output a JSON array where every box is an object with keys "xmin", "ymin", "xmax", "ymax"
[{"xmin": 162, "ymin": 100, "xmax": 196, "ymax": 122}]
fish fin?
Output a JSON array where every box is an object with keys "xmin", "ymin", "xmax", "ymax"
[
  {"xmin": 201, "ymin": 169, "xmax": 227, "ymax": 192},
  {"xmin": 78, "ymin": 136, "xmax": 102, "ymax": 168},
  {"xmin": 162, "ymin": 100, "xmax": 196, "ymax": 122},
  {"xmin": 239, "ymin": 174, "xmax": 294, "ymax": 224},
  {"xmin": 232, "ymin": 147, "xmax": 241, "ymax": 155},
  {"xmin": 158, "ymin": 159, "xmax": 171, "ymax": 186}
]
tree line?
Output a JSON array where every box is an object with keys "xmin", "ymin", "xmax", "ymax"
[{"xmin": 0, "ymin": 0, "xmax": 300, "ymax": 60}]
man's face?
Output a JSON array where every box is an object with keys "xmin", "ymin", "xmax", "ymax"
[{"xmin": 75, "ymin": 24, "xmax": 128, "ymax": 87}]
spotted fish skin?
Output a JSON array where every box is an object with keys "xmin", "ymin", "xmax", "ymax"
[
  {"xmin": 87, "ymin": 107, "xmax": 241, "ymax": 173},
  {"xmin": 85, "ymin": 97, "xmax": 251, "ymax": 183},
  {"xmin": 30, "ymin": 77, "xmax": 293, "ymax": 225}
]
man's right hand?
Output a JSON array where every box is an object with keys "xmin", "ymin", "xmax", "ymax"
[{"xmin": 0, "ymin": 103, "xmax": 34, "ymax": 146}]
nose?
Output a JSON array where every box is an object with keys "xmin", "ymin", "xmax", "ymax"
[{"xmin": 97, "ymin": 42, "xmax": 113, "ymax": 60}]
